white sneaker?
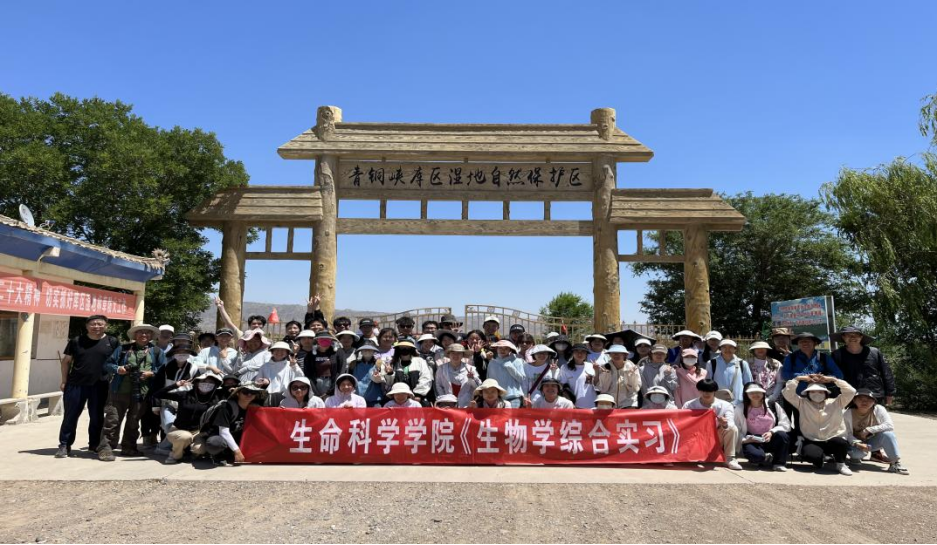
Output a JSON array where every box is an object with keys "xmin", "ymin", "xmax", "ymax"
[
  {"xmin": 836, "ymin": 463, "xmax": 853, "ymax": 476},
  {"xmin": 726, "ymin": 459, "xmax": 743, "ymax": 471},
  {"xmin": 772, "ymin": 464, "xmax": 788, "ymax": 472}
]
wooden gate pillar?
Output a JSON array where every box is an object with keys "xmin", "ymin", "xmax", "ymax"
[
  {"xmin": 592, "ymin": 155, "xmax": 620, "ymax": 333},
  {"xmin": 218, "ymin": 221, "xmax": 247, "ymax": 330},
  {"xmin": 683, "ymin": 224, "xmax": 712, "ymax": 334},
  {"xmin": 309, "ymin": 106, "xmax": 341, "ymax": 322}
]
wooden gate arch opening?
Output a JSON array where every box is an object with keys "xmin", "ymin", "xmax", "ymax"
[{"xmin": 187, "ymin": 106, "xmax": 746, "ymax": 334}]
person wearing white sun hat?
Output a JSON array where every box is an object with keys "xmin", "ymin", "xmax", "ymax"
[
  {"xmin": 747, "ymin": 341, "xmax": 783, "ymax": 404},
  {"xmin": 735, "ymin": 382, "xmax": 791, "ymax": 471},
  {"xmin": 666, "ymin": 330, "xmax": 702, "ymax": 363},
  {"xmin": 782, "ymin": 374, "xmax": 856, "ymax": 475},
  {"xmin": 255, "ymin": 341, "xmax": 304, "ymax": 395},
  {"xmin": 523, "ymin": 344, "xmax": 560, "ymax": 407},
  {"xmin": 594, "ymin": 345, "xmax": 641, "ymax": 408},
  {"xmin": 384, "ymin": 382, "xmax": 422, "ymax": 408},
  {"xmin": 485, "ymin": 340, "xmax": 526, "ymax": 408},
  {"xmin": 705, "ymin": 338, "xmax": 753, "ymax": 407}
]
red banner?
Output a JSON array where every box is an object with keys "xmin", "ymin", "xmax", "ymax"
[
  {"xmin": 0, "ymin": 273, "xmax": 136, "ymax": 320},
  {"xmin": 241, "ymin": 407, "xmax": 724, "ymax": 465}
]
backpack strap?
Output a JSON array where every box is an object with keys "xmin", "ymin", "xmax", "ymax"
[{"xmin": 709, "ymin": 358, "xmax": 718, "ymax": 384}]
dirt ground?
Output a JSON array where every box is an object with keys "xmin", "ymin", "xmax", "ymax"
[{"xmin": 1, "ymin": 481, "xmax": 934, "ymax": 544}]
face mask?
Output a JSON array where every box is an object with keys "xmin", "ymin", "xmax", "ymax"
[
  {"xmin": 649, "ymin": 394, "xmax": 666, "ymax": 405},
  {"xmin": 174, "ymin": 354, "xmax": 189, "ymax": 363},
  {"xmin": 317, "ymin": 340, "xmax": 332, "ymax": 349},
  {"xmin": 554, "ymin": 343, "xmax": 568, "ymax": 352},
  {"xmin": 809, "ymin": 392, "xmax": 827, "ymax": 403},
  {"xmin": 197, "ymin": 383, "xmax": 215, "ymax": 393},
  {"xmin": 683, "ymin": 358, "xmax": 697, "ymax": 366}
]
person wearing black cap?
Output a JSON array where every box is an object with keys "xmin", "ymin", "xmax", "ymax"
[
  {"xmin": 55, "ymin": 315, "xmax": 120, "ymax": 459},
  {"xmin": 508, "ymin": 324, "xmax": 525, "ymax": 346},
  {"xmin": 197, "ymin": 332, "xmax": 216, "ymax": 350},
  {"xmin": 831, "ymin": 326, "xmax": 896, "ymax": 406},
  {"xmin": 356, "ymin": 318, "xmax": 378, "ymax": 347}
]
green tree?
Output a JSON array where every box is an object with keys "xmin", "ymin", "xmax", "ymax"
[
  {"xmin": 0, "ymin": 92, "xmax": 248, "ymax": 330},
  {"xmin": 540, "ymin": 292, "xmax": 594, "ymax": 321},
  {"xmin": 631, "ymin": 193, "xmax": 867, "ymax": 336},
  {"xmin": 821, "ymin": 140, "xmax": 937, "ymax": 409}
]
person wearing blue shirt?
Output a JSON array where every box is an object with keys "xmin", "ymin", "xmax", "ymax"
[
  {"xmin": 705, "ymin": 339, "xmax": 753, "ymax": 406},
  {"xmin": 781, "ymin": 332, "xmax": 843, "ymax": 395},
  {"xmin": 666, "ymin": 330, "xmax": 702, "ymax": 363},
  {"xmin": 485, "ymin": 340, "xmax": 526, "ymax": 408}
]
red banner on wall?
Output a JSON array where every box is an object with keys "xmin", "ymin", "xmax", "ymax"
[
  {"xmin": 241, "ymin": 407, "xmax": 724, "ymax": 465},
  {"xmin": 0, "ymin": 273, "xmax": 136, "ymax": 320}
]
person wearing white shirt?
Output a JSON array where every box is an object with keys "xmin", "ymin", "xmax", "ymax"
[
  {"xmin": 255, "ymin": 342, "xmax": 304, "ymax": 395},
  {"xmin": 557, "ymin": 343, "xmax": 597, "ymax": 409},
  {"xmin": 523, "ymin": 344, "xmax": 560, "ymax": 407},
  {"xmin": 682, "ymin": 378, "xmax": 742, "ymax": 470}
]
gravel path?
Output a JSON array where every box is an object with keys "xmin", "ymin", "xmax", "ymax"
[{"xmin": 2, "ymin": 481, "xmax": 934, "ymax": 543}]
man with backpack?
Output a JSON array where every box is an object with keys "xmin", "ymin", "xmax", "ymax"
[
  {"xmin": 98, "ymin": 324, "xmax": 166, "ymax": 461},
  {"xmin": 55, "ymin": 315, "xmax": 120, "ymax": 458},
  {"xmin": 831, "ymin": 326, "xmax": 896, "ymax": 406}
]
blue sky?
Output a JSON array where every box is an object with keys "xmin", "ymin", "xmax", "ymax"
[{"xmin": 2, "ymin": 1, "xmax": 936, "ymax": 322}]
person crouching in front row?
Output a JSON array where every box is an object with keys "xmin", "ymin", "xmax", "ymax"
[
  {"xmin": 682, "ymin": 378, "xmax": 743, "ymax": 471},
  {"xmin": 196, "ymin": 382, "xmax": 266, "ymax": 466},
  {"xmin": 782, "ymin": 374, "xmax": 856, "ymax": 476}
]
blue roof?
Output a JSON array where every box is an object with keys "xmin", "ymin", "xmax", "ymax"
[{"xmin": 0, "ymin": 218, "xmax": 165, "ymax": 284}]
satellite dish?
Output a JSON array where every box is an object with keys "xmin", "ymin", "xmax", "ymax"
[{"xmin": 18, "ymin": 204, "xmax": 35, "ymax": 227}]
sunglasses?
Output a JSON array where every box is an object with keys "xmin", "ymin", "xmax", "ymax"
[{"xmin": 290, "ymin": 385, "xmax": 310, "ymax": 391}]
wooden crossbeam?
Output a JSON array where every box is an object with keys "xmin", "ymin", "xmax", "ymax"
[
  {"xmin": 337, "ymin": 218, "xmax": 592, "ymax": 237},
  {"xmin": 245, "ymin": 252, "xmax": 314, "ymax": 261},
  {"xmin": 618, "ymin": 254, "xmax": 683, "ymax": 263}
]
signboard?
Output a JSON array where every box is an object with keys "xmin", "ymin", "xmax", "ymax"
[
  {"xmin": 770, "ymin": 296, "xmax": 836, "ymax": 351},
  {"xmin": 338, "ymin": 162, "xmax": 593, "ymax": 194},
  {"xmin": 240, "ymin": 407, "xmax": 724, "ymax": 465},
  {"xmin": 0, "ymin": 273, "xmax": 136, "ymax": 321}
]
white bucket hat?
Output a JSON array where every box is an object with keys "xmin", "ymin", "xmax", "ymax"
[
  {"xmin": 719, "ymin": 339, "xmax": 738, "ymax": 348},
  {"xmin": 595, "ymin": 394, "xmax": 616, "ymax": 406},
  {"xmin": 474, "ymin": 378, "xmax": 507, "ymax": 396},
  {"xmin": 490, "ymin": 340, "xmax": 518, "ymax": 353},
  {"xmin": 802, "ymin": 383, "xmax": 830, "ymax": 395},
  {"xmin": 127, "ymin": 323, "xmax": 159, "ymax": 338},
  {"xmin": 584, "ymin": 334, "xmax": 607, "ymax": 343},
  {"xmin": 749, "ymin": 341, "xmax": 771, "ymax": 351},
  {"xmin": 296, "ymin": 330, "xmax": 316, "ymax": 339},
  {"xmin": 634, "ymin": 338, "xmax": 652, "ymax": 347},
  {"xmin": 672, "ymin": 329, "xmax": 702, "ymax": 341},
  {"xmin": 704, "ymin": 330, "xmax": 723, "ymax": 341},
  {"xmin": 270, "ymin": 341, "xmax": 294, "ymax": 354},
  {"xmin": 386, "ymin": 382, "xmax": 414, "ymax": 398},
  {"xmin": 606, "ymin": 345, "xmax": 631, "ymax": 356},
  {"xmin": 417, "ymin": 333, "xmax": 437, "ymax": 345},
  {"xmin": 483, "ymin": 315, "xmax": 500, "ymax": 325},
  {"xmin": 529, "ymin": 344, "xmax": 556, "ymax": 356}
]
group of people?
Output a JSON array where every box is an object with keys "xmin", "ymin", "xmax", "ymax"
[{"xmin": 54, "ymin": 296, "xmax": 907, "ymax": 475}]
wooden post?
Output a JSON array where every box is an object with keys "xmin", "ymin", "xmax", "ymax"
[
  {"xmin": 312, "ymin": 155, "xmax": 338, "ymax": 321},
  {"xmin": 133, "ymin": 284, "xmax": 146, "ymax": 326},
  {"xmin": 591, "ymin": 157, "xmax": 620, "ymax": 333},
  {"xmin": 11, "ymin": 310, "xmax": 35, "ymax": 399},
  {"xmin": 311, "ymin": 108, "xmax": 341, "ymax": 322},
  {"xmin": 218, "ymin": 221, "xmax": 247, "ymax": 330},
  {"xmin": 684, "ymin": 224, "xmax": 712, "ymax": 334}
]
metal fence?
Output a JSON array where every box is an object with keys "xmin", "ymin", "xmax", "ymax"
[{"xmin": 463, "ymin": 305, "xmax": 593, "ymax": 342}]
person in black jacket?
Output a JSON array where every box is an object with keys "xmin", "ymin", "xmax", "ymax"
[
  {"xmin": 303, "ymin": 331, "xmax": 342, "ymax": 397},
  {"xmin": 153, "ymin": 372, "xmax": 224, "ymax": 464},
  {"xmin": 831, "ymin": 326, "xmax": 896, "ymax": 406}
]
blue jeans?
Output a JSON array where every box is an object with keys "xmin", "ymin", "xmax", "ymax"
[
  {"xmin": 849, "ymin": 431, "xmax": 901, "ymax": 461},
  {"xmin": 58, "ymin": 382, "xmax": 109, "ymax": 451}
]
